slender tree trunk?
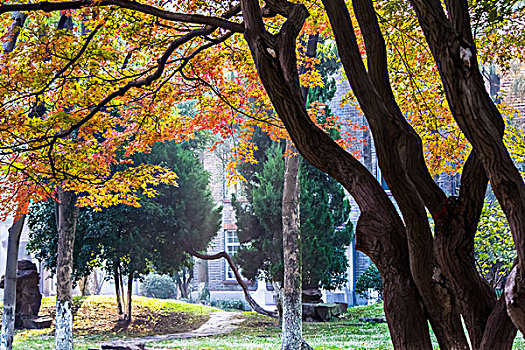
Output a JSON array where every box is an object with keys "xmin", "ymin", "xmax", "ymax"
[
  {"xmin": 95, "ymin": 270, "xmax": 105, "ymax": 295},
  {"xmin": 114, "ymin": 266, "xmax": 124, "ymax": 318},
  {"xmin": 78, "ymin": 276, "xmax": 89, "ymax": 296},
  {"xmin": 55, "ymin": 187, "xmax": 79, "ymax": 350},
  {"xmin": 181, "ymin": 268, "xmax": 193, "ymax": 299},
  {"xmin": 126, "ymin": 271, "xmax": 133, "ymax": 321},
  {"xmin": 118, "ymin": 266, "xmax": 125, "ymax": 314},
  {"xmin": 281, "ymin": 142, "xmax": 302, "ymax": 350},
  {"xmin": 279, "ymin": 32, "xmax": 318, "ymax": 350},
  {"xmin": 0, "ymin": 214, "xmax": 26, "ymax": 350}
]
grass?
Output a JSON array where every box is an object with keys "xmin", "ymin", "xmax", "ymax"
[
  {"xmin": 149, "ymin": 304, "xmax": 393, "ymax": 350},
  {"xmin": 13, "ymin": 295, "xmax": 217, "ymax": 350},
  {"xmin": 8, "ymin": 297, "xmax": 525, "ymax": 349},
  {"xmin": 150, "ymin": 303, "xmax": 525, "ymax": 350}
]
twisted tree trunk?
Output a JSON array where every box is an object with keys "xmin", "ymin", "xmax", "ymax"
[
  {"xmin": 240, "ymin": 0, "xmax": 432, "ymax": 347},
  {"xmin": 186, "ymin": 247, "xmax": 278, "ymax": 317}
]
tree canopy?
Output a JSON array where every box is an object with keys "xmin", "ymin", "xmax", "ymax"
[
  {"xmin": 27, "ymin": 140, "xmax": 221, "ymax": 288},
  {"xmin": 2, "ymin": 0, "xmax": 525, "ymax": 348}
]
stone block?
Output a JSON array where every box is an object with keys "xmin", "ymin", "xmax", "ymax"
[
  {"xmin": 21, "ymin": 315, "xmax": 53, "ymax": 329},
  {"xmin": 101, "ymin": 341, "xmax": 145, "ymax": 350}
]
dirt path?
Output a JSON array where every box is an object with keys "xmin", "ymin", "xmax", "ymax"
[{"xmin": 100, "ymin": 311, "xmax": 244, "ymax": 349}]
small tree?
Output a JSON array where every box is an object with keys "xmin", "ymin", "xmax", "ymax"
[
  {"xmin": 355, "ymin": 264, "xmax": 383, "ymax": 300},
  {"xmin": 475, "ymin": 200, "xmax": 516, "ymax": 291},
  {"xmin": 233, "ymin": 140, "xmax": 352, "ymax": 291}
]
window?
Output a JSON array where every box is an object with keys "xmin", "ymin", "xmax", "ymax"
[
  {"xmin": 376, "ymin": 165, "xmax": 389, "ymax": 191},
  {"xmin": 225, "ymin": 230, "xmax": 240, "ymax": 280}
]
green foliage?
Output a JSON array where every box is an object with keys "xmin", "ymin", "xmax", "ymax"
[
  {"xmin": 140, "ymin": 273, "xmax": 177, "ymax": 299},
  {"xmin": 27, "ymin": 140, "xmax": 221, "ymax": 282},
  {"xmin": 233, "ymin": 133, "xmax": 352, "ymax": 290},
  {"xmin": 26, "ymin": 201, "xmax": 108, "ymax": 282},
  {"xmin": 474, "ymin": 200, "xmax": 516, "ymax": 289},
  {"xmin": 210, "ymin": 299, "xmax": 245, "ymax": 310},
  {"xmin": 355, "ymin": 264, "xmax": 383, "ymax": 299}
]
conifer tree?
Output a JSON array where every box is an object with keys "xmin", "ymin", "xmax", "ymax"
[
  {"xmin": 233, "ymin": 139, "xmax": 352, "ymax": 291},
  {"xmin": 28, "ymin": 140, "xmax": 221, "ymax": 315}
]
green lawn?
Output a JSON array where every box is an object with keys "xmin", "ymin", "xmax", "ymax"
[
  {"xmin": 151, "ymin": 303, "xmax": 525, "ymax": 350},
  {"xmin": 9, "ymin": 297, "xmax": 525, "ymax": 349},
  {"xmin": 13, "ymin": 295, "xmax": 217, "ymax": 350}
]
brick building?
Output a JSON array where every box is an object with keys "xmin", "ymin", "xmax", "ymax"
[{"xmin": 190, "ymin": 142, "xmax": 275, "ymax": 310}]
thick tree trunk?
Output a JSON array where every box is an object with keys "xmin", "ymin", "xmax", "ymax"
[
  {"xmin": 325, "ymin": 1, "xmax": 470, "ymax": 347},
  {"xmin": 480, "ymin": 294, "xmax": 517, "ymax": 350},
  {"xmin": 55, "ymin": 187, "xmax": 79, "ymax": 350},
  {"xmin": 410, "ymin": 0, "xmax": 525, "ymax": 334},
  {"xmin": 240, "ymin": 0, "xmax": 433, "ymax": 348},
  {"xmin": 281, "ymin": 142, "xmax": 301, "ymax": 350},
  {"xmin": 0, "ymin": 214, "xmax": 25, "ymax": 350}
]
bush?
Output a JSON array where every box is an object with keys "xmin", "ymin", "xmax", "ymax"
[
  {"xmin": 210, "ymin": 299, "xmax": 245, "ymax": 310},
  {"xmin": 355, "ymin": 264, "xmax": 383, "ymax": 299},
  {"xmin": 140, "ymin": 273, "xmax": 177, "ymax": 299}
]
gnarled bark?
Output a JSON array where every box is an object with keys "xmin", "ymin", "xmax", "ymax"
[
  {"xmin": 322, "ymin": 0, "xmax": 467, "ymax": 347},
  {"xmin": 410, "ymin": 0, "xmax": 525, "ymax": 334},
  {"xmin": 240, "ymin": 0, "xmax": 432, "ymax": 348}
]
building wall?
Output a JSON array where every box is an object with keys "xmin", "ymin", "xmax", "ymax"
[
  {"xmin": 194, "ymin": 143, "xmax": 257, "ymax": 303},
  {"xmin": 327, "ymin": 73, "xmax": 377, "ymax": 305}
]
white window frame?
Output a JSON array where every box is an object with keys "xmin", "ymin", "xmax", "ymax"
[{"xmin": 225, "ymin": 230, "xmax": 240, "ymax": 280}]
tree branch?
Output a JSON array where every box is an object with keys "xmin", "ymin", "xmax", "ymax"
[
  {"xmin": 352, "ymin": 0, "xmax": 446, "ymax": 216},
  {"xmin": 184, "ymin": 246, "xmax": 278, "ymax": 318},
  {"xmin": 0, "ymin": 0, "xmax": 244, "ymax": 33}
]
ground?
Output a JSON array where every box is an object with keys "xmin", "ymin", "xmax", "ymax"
[
  {"xmin": 8, "ymin": 296, "xmax": 525, "ymax": 349},
  {"xmin": 12, "ymin": 296, "xmax": 215, "ymax": 349}
]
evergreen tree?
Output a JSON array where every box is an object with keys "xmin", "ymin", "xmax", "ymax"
[
  {"xmin": 28, "ymin": 140, "xmax": 221, "ymax": 305},
  {"xmin": 233, "ymin": 139, "xmax": 352, "ymax": 291}
]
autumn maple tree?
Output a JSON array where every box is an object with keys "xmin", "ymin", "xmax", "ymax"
[{"xmin": 0, "ymin": 0, "xmax": 525, "ymax": 350}]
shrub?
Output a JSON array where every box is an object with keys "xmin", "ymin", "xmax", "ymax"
[
  {"xmin": 210, "ymin": 299, "xmax": 245, "ymax": 310},
  {"xmin": 140, "ymin": 273, "xmax": 177, "ymax": 299}
]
